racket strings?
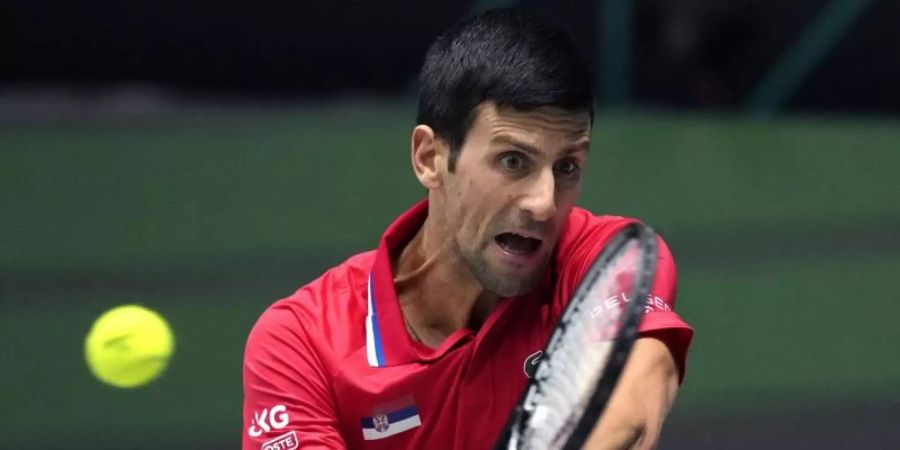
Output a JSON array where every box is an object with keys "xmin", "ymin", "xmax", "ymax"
[{"xmin": 517, "ymin": 240, "xmax": 642, "ymax": 450}]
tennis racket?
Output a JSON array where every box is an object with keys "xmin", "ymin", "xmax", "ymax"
[{"xmin": 494, "ymin": 222, "xmax": 658, "ymax": 450}]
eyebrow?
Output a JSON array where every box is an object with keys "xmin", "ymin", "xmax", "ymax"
[{"xmin": 492, "ymin": 134, "xmax": 590, "ymax": 156}]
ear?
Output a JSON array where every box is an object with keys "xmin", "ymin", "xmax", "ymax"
[{"xmin": 410, "ymin": 125, "xmax": 446, "ymax": 190}]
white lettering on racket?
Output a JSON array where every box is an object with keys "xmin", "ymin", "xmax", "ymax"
[{"xmin": 590, "ymin": 293, "xmax": 671, "ymax": 318}]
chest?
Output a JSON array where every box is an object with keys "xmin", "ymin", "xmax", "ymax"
[{"xmin": 333, "ymin": 302, "xmax": 555, "ymax": 450}]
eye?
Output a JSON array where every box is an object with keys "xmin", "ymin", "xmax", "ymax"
[
  {"xmin": 498, "ymin": 152, "xmax": 528, "ymax": 172},
  {"xmin": 554, "ymin": 159, "xmax": 581, "ymax": 178}
]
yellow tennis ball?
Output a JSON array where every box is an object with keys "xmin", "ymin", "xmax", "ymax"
[{"xmin": 84, "ymin": 304, "xmax": 175, "ymax": 388}]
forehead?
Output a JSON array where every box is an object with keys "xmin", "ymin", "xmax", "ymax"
[{"xmin": 471, "ymin": 102, "xmax": 591, "ymax": 145}]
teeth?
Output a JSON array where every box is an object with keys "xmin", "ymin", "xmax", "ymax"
[{"xmin": 495, "ymin": 232, "xmax": 542, "ymax": 255}]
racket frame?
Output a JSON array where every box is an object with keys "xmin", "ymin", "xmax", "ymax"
[{"xmin": 494, "ymin": 222, "xmax": 659, "ymax": 450}]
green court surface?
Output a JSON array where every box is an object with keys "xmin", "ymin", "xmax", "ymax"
[{"xmin": 1, "ymin": 104, "xmax": 898, "ymax": 448}]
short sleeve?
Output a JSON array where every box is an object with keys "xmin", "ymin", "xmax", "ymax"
[
  {"xmin": 639, "ymin": 235, "xmax": 693, "ymax": 383},
  {"xmin": 242, "ymin": 303, "xmax": 347, "ymax": 449}
]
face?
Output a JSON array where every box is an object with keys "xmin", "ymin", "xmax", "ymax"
[{"xmin": 435, "ymin": 103, "xmax": 591, "ymax": 297}]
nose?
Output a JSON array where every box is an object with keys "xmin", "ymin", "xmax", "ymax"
[{"xmin": 519, "ymin": 168, "xmax": 557, "ymax": 222}]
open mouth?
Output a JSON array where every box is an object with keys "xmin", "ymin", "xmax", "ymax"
[{"xmin": 495, "ymin": 233, "xmax": 543, "ymax": 256}]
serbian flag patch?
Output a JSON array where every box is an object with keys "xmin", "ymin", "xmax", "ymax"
[{"xmin": 360, "ymin": 397, "xmax": 421, "ymax": 441}]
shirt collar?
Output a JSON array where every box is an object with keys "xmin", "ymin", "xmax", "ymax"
[
  {"xmin": 364, "ymin": 199, "xmax": 554, "ymax": 368},
  {"xmin": 365, "ymin": 199, "xmax": 431, "ymax": 367}
]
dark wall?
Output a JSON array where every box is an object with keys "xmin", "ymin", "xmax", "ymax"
[
  {"xmin": 2, "ymin": 0, "xmax": 898, "ymax": 112},
  {"xmin": 633, "ymin": 0, "xmax": 900, "ymax": 112},
  {"xmin": 1, "ymin": 1, "xmax": 473, "ymax": 94}
]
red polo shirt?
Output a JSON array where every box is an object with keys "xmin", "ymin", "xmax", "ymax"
[{"xmin": 242, "ymin": 200, "xmax": 692, "ymax": 450}]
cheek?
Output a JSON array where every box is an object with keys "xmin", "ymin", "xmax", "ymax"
[
  {"xmin": 446, "ymin": 168, "xmax": 515, "ymax": 239},
  {"xmin": 456, "ymin": 191, "xmax": 503, "ymax": 243},
  {"xmin": 554, "ymin": 185, "xmax": 581, "ymax": 221},
  {"xmin": 557, "ymin": 186, "xmax": 580, "ymax": 207},
  {"xmin": 444, "ymin": 181, "xmax": 484, "ymax": 235}
]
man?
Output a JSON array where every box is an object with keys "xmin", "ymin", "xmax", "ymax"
[{"xmin": 243, "ymin": 9, "xmax": 692, "ymax": 450}]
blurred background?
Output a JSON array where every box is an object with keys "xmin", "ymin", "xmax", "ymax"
[{"xmin": 1, "ymin": 0, "xmax": 898, "ymax": 448}]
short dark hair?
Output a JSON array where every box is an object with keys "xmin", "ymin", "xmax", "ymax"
[{"xmin": 416, "ymin": 9, "xmax": 594, "ymax": 171}]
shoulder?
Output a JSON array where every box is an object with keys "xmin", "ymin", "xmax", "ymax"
[
  {"xmin": 552, "ymin": 209, "xmax": 643, "ymax": 311},
  {"xmin": 556, "ymin": 207, "xmax": 637, "ymax": 264},
  {"xmin": 555, "ymin": 207, "xmax": 678, "ymax": 283},
  {"xmin": 244, "ymin": 250, "xmax": 375, "ymax": 371},
  {"xmin": 279, "ymin": 250, "xmax": 374, "ymax": 320},
  {"xmin": 564, "ymin": 207, "xmax": 635, "ymax": 235}
]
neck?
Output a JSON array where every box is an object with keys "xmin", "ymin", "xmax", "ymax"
[{"xmin": 392, "ymin": 215, "xmax": 500, "ymax": 349}]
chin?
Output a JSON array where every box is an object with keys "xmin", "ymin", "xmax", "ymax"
[
  {"xmin": 482, "ymin": 266, "xmax": 544, "ymax": 298},
  {"xmin": 493, "ymin": 279, "xmax": 539, "ymax": 298},
  {"xmin": 460, "ymin": 243, "xmax": 548, "ymax": 297}
]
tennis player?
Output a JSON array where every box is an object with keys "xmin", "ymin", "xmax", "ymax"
[{"xmin": 243, "ymin": 9, "xmax": 692, "ymax": 450}]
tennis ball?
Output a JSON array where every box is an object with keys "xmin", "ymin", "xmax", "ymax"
[{"xmin": 84, "ymin": 304, "xmax": 175, "ymax": 388}]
